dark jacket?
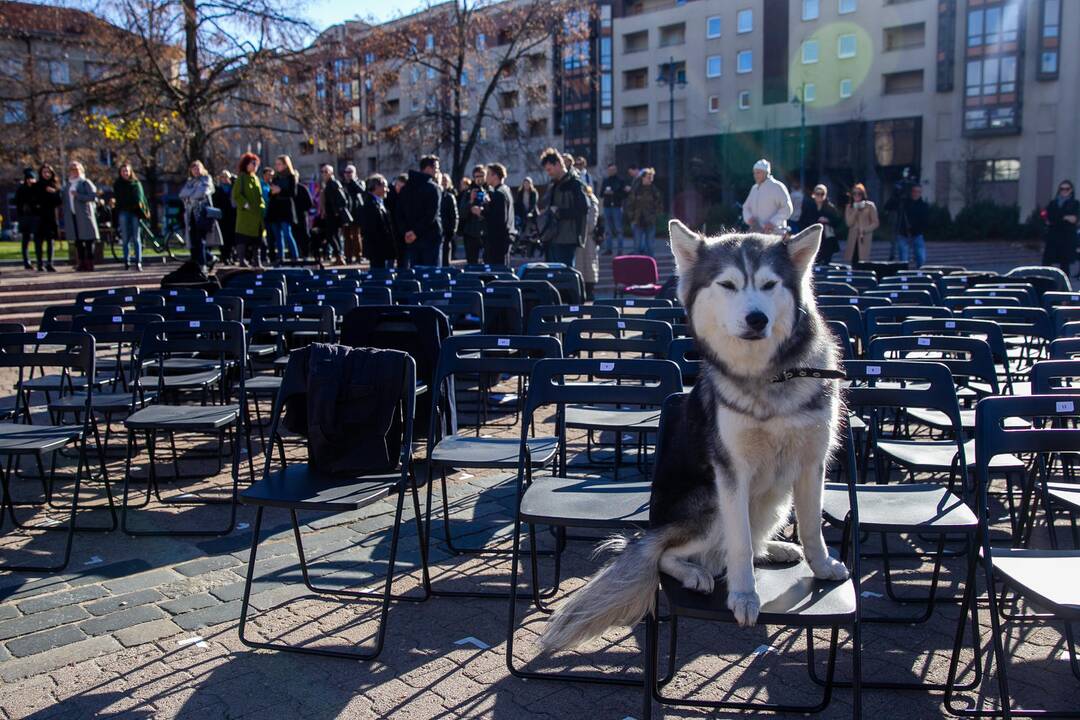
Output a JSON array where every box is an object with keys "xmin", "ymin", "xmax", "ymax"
[
  {"xmin": 440, "ymin": 187, "xmax": 459, "ymax": 242},
  {"xmin": 483, "ymin": 183, "xmax": 515, "ymax": 247},
  {"xmin": 267, "ymin": 172, "xmax": 298, "ymax": 225},
  {"xmin": 459, "ymin": 184, "xmax": 486, "ymax": 240},
  {"xmin": 514, "ymin": 186, "xmax": 539, "ymax": 219},
  {"xmin": 625, "ymin": 181, "xmax": 663, "ymax": 229},
  {"xmin": 343, "ymin": 178, "xmax": 365, "ymax": 223},
  {"xmin": 897, "ymin": 196, "xmax": 930, "ymax": 237},
  {"xmin": 395, "ymin": 169, "xmax": 442, "ymax": 244},
  {"xmin": 546, "ymin": 171, "xmax": 589, "ymax": 246},
  {"xmin": 360, "ymin": 192, "xmax": 396, "ymax": 264},
  {"xmin": 320, "ymin": 177, "xmax": 351, "ymax": 230},
  {"xmin": 599, "ymin": 174, "xmax": 630, "ymax": 209},
  {"xmin": 1044, "ymin": 193, "xmax": 1080, "ymax": 265},
  {"xmin": 15, "ymin": 181, "xmax": 36, "ymax": 222},
  {"xmin": 30, "ymin": 180, "xmax": 61, "ymax": 235},
  {"xmin": 113, "ymin": 177, "xmax": 149, "ymax": 218},
  {"xmin": 802, "ymin": 196, "xmax": 842, "ymax": 260}
]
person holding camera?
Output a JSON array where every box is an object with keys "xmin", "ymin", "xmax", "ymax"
[
  {"xmin": 473, "ymin": 163, "xmax": 515, "ymax": 267},
  {"xmin": 458, "ymin": 165, "xmax": 487, "ymax": 265},
  {"xmin": 895, "ymin": 183, "xmax": 929, "ymax": 268},
  {"xmin": 843, "ymin": 183, "xmax": 879, "ymax": 264}
]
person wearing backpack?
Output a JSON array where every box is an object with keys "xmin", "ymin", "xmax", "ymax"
[{"xmin": 539, "ymin": 147, "xmax": 588, "ymax": 267}]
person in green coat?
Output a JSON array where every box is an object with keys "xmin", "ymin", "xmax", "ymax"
[
  {"xmin": 113, "ymin": 162, "xmax": 150, "ymax": 271},
  {"xmin": 232, "ymin": 152, "xmax": 265, "ymax": 267}
]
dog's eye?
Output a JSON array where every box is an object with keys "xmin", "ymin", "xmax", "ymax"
[
  {"xmin": 761, "ymin": 281, "xmax": 777, "ymax": 291},
  {"xmin": 717, "ymin": 280, "xmax": 737, "ymax": 290}
]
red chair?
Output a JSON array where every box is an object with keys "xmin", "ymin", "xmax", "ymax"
[{"xmin": 612, "ymin": 255, "xmax": 662, "ymax": 298}]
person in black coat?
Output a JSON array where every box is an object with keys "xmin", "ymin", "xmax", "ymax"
[
  {"xmin": 802, "ymin": 184, "xmax": 842, "ymax": 265},
  {"xmin": 14, "ymin": 168, "xmax": 38, "ymax": 269},
  {"xmin": 292, "ymin": 179, "xmax": 313, "ymax": 258},
  {"xmin": 30, "ymin": 163, "xmax": 61, "ymax": 272},
  {"xmin": 394, "ymin": 155, "xmax": 443, "ymax": 268},
  {"xmin": 477, "ymin": 163, "xmax": 515, "ymax": 267},
  {"xmin": 1043, "ymin": 179, "xmax": 1080, "ymax": 275},
  {"xmin": 267, "ymin": 155, "xmax": 300, "ymax": 264},
  {"xmin": 317, "ymin": 164, "xmax": 351, "ymax": 265},
  {"xmin": 213, "ymin": 170, "xmax": 237, "ymax": 264},
  {"xmin": 360, "ymin": 174, "xmax": 397, "ymax": 269},
  {"xmin": 438, "ymin": 173, "xmax": 459, "ymax": 265},
  {"xmin": 341, "ymin": 164, "xmax": 365, "ymax": 263}
]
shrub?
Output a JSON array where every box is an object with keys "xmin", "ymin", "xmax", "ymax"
[
  {"xmin": 951, "ymin": 201, "xmax": 1022, "ymax": 241},
  {"xmin": 925, "ymin": 203, "xmax": 955, "ymax": 241}
]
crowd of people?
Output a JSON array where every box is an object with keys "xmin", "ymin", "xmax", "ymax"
[{"xmin": 8, "ymin": 147, "xmax": 1078, "ymax": 279}]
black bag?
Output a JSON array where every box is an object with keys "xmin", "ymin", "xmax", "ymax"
[
  {"xmin": 283, "ymin": 344, "xmax": 407, "ymax": 476},
  {"xmin": 535, "ymin": 208, "xmax": 559, "ymax": 246},
  {"xmin": 196, "ymin": 203, "xmax": 222, "ymax": 233}
]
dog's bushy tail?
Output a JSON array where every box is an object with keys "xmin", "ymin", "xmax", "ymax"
[{"xmin": 539, "ymin": 530, "xmax": 671, "ymax": 652}]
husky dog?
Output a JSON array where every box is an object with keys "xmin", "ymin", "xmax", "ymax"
[{"xmin": 541, "ymin": 220, "xmax": 847, "ymax": 651}]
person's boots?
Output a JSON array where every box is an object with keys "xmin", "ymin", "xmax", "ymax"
[{"xmin": 585, "ymin": 282, "xmax": 596, "ymax": 301}]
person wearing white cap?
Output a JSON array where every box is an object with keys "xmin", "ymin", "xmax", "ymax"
[{"xmin": 742, "ymin": 159, "xmax": 793, "ymax": 235}]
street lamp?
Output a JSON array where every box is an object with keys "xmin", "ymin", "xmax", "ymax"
[
  {"xmin": 657, "ymin": 56, "xmax": 686, "ymax": 218},
  {"xmin": 791, "ymin": 83, "xmax": 807, "ymax": 192}
]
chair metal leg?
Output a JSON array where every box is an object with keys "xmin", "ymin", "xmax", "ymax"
[{"xmin": 0, "ymin": 446, "xmax": 84, "ymax": 573}]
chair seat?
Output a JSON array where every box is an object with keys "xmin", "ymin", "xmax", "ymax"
[
  {"xmin": 623, "ymin": 284, "xmax": 662, "ymax": 297},
  {"xmin": 158, "ymin": 357, "xmax": 222, "ymax": 373},
  {"xmin": 1047, "ymin": 482, "xmax": 1080, "ymax": 511},
  {"xmin": 244, "ymin": 375, "xmax": 282, "ymax": 394},
  {"xmin": 138, "ymin": 370, "xmax": 221, "ymax": 390},
  {"xmin": 991, "ymin": 548, "xmax": 1080, "ymax": 617},
  {"xmin": 273, "ymin": 355, "xmax": 291, "ymax": 369},
  {"xmin": 49, "ymin": 390, "xmax": 155, "ymax": 413},
  {"xmin": 660, "ymin": 562, "xmax": 856, "ymax": 625},
  {"xmin": 822, "ymin": 482, "xmax": 978, "ymax": 531},
  {"xmin": 430, "ymin": 434, "xmax": 557, "ymax": 469},
  {"xmin": 519, "ymin": 474, "xmax": 649, "ymax": 528},
  {"xmin": 19, "ymin": 374, "xmax": 98, "ymax": 392},
  {"xmin": 565, "ymin": 405, "xmax": 661, "ymax": 432},
  {"xmin": 905, "ymin": 407, "xmax": 1030, "ymax": 431},
  {"xmin": 247, "ymin": 343, "xmax": 278, "ymax": 358},
  {"xmin": 451, "ymin": 328, "xmax": 483, "ymax": 337},
  {"xmin": 877, "ymin": 438, "xmax": 1025, "ymax": 472},
  {"xmin": 240, "ymin": 462, "xmax": 401, "ymax": 512},
  {"xmin": 0, "ymin": 423, "xmax": 82, "ymax": 453},
  {"xmin": 125, "ymin": 404, "xmax": 240, "ymax": 431}
]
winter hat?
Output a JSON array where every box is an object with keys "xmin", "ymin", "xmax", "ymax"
[
  {"xmin": 753, "ymin": 159, "xmax": 771, "ymax": 175},
  {"xmin": 23, "ymin": 168, "xmax": 36, "ymax": 180}
]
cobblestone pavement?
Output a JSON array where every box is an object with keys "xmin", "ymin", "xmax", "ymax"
[{"xmin": 0, "ymin": 370, "xmax": 1077, "ymax": 720}]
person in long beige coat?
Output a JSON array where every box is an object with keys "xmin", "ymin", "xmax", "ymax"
[
  {"xmin": 843, "ymin": 183, "xmax": 879, "ymax": 263},
  {"xmin": 575, "ymin": 185, "xmax": 600, "ymax": 300}
]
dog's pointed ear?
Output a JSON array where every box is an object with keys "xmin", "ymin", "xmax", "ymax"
[
  {"xmin": 786, "ymin": 224, "xmax": 822, "ymax": 275},
  {"xmin": 668, "ymin": 219, "xmax": 703, "ymax": 274}
]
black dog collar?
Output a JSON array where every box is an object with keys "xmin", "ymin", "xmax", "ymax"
[{"xmin": 771, "ymin": 367, "xmax": 848, "ymax": 383}]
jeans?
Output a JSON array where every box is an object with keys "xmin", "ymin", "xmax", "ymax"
[
  {"xmin": 545, "ymin": 242, "xmax": 577, "ymax": 267},
  {"xmin": 896, "ymin": 234, "xmax": 925, "ymax": 268},
  {"xmin": 118, "ymin": 210, "xmax": 142, "ymax": 265},
  {"xmin": 602, "ymin": 207, "xmax": 623, "ymax": 254},
  {"xmin": 402, "ymin": 239, "xmax": 440, "ymax": 270},
  {"xmin": 269, "ymin": 221, "xmax": 299, "ymax": 263},
  {"xmin": 633, "ymin": 223, "xmax": 655, "ymax": 256}
]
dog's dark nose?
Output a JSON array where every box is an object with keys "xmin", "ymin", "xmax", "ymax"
[{"xmin": 745, "ymin": 311, "xmax": 769, "ymax": 332}]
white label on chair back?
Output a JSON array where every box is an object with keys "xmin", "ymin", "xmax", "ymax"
[
  {"xmin": 443, "ymin": 292, "xmax": 452, "ymax": 298},
  {"xmin": 485, "ymin": 288, "xmax": 493, "ymax": 294},
  {"xmin": 849, "ymin": 298, "xmax": 859, "ymax": 304},
  {"xmin": 997, "ymin": 308, "xmax": 1007, "ymax": 314},
  {"xmin": 189, "ymin": 321, "xmax": 201, "ymax": 328},
  {"xmin": 317, "ymin": 294, "xmax": 326, "ymax": 300},
  {"xmin": 617, "ymin": 321, "xmax": 626, "ymax": 329},
  {"xmin": 626, "ymin": 299, "xmax": 635, "ymax": 306},
  {"xmin": 124, "ymin": 296, "xmax": 133, "ymax": 302},
  {"xmin": 255, "ymin": 281, "xmax": 263, "ymax": 286},
  {"xmin": 245, "ymin": 289, "xmax": 254, "ymax": 295},
  {"xmin": 901, "ymin": 284, "xmax": 910, "ymax": 290},
  {"xmin": 569, "ymin": 305, "xmax": 580, "ymax": 312},
  {"xmin": 1057, "ymin": 401, "xmax": 1074, "ymax": 413},
  {"xmin": 974, "ymin": 299, "xmax": 983, "ymax": 305},
  {"xmin": 960, "ymin": 277, "xmax": 968, "ymax": 283},
  {"xmin": 293, "ymin": 306, "xmax": 303, "ymax": 312},
  {"xmin": 205, "ymin": 297, "xmax": 213, "ymax": 302},
  {"xmin": 599, "ymin": 361, "xmax": 615, "ymax": 372},
  {"xmin": 176, "ymin": 305, "xmax": 186, "ymax": 312},
  {"xmin": 918, "ymin": 337, "xmax": 930, "ymax": 346},
  {"xmin": 169, "ymin": 290, "xmax": 178, "ymax": 296},
  {"xmin": 866, "ymin": 365, "xmax": 881, "ymax": 375},
  {"xmin": 498, "ymin": 338, "xmax": 510, "ymax": 347},
  {"xmin": 36, "ymin": 332, "xmax": 46, "ymax": 339},
  {"xmin": 107, "ymin": 289, "xmax": 116, "ymax": 294},
  {"xmin": 83, "ymin": 305, "xmax": 92, "ymax": 312},
  {"xmin": 326, "ymin": 280, "xmax": 333, "ymax": 285},
  {"xmin": 889, "ymin": 292, "xmax": 898, "ymax": 298},
  {"xmin": 112, "ymin": 316, "xmax": 122, "ymax": 323},
  {"xmin": 944, "ymin": 321, "xmax": 956, "ymax": 330},
  {"xmin": 385, "ymin": 280, "xmax": 393, "ymax": 285},
  {"xmin": 546, "ymin": 273, "xmax": 554, "ymax": 278},
  {"xmin": 1073, "ymin": 295, "xmax": 1079, "ymax": 301},
  {"xmin": 450, "ymin": 280, "xmax": 457, "ymax": 285}
]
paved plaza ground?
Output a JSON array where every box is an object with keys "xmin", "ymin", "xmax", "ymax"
[{"xmin": 0, "ymin": 236, "xmax": 1075, "ymax": 719}]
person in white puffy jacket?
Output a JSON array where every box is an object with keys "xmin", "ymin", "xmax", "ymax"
[{"xmin": 741, "ymin": 159, "xmax": 793, "ymax": 235}]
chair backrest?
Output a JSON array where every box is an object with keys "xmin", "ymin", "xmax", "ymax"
[
  {"xmin": 828, "ymin": 320, "xmax": 856, "ymax": 361},
  {"xmin": 0, "ymin": 331, "xmax": 97, "ymax": 415},
  {"xmin": 824, "ymin": 274, "xmax": 878, "ymax": 291},
  {"xmin": 215, "ymin": 286, "xmax": 285, "ymax": 314},
  {"xmin": 901, "ymin": 317, "xmax": 1010, "ymax": 368},
  {"xmin": 1049, "ymin": 338, "xmax": 1080, "ymax": 359},
  {"xmin": 868, "ymin": 334, "xmax": 998, "ymax": 393},
  {"xmin": 161, "ymin": 302, "xmax": 224, "ymax": 322},
  {"xmin": 142, "ymin": 288, "xmax": 210, "ymax": 305},
  {"xmin": 843, "ymin": 359, "xmax": 965, "ymax": 447},
  {"xmin": 1051, "ymin": 306, "xmax": 1080, "ymax": 335},
  {"xmin": 480, "ymin": 285, "xmax": 524, "ymax": 334},
  {"xmin": 40, "ymin": 304, "xmax": 124, "ymax": 332},
  {"xmin": 643, "ymin": 306, "xmax": 690, "ymax": 337},
  {"xmin": 667, "ymin": 337, "xmax": 700, "ymax": 385},
  {"xmin": 362, "ymin": 279, "xmax": 422, "ymax": 297},
  {"xmin": 73, "ymin": 312, "xmax": 164, "ymax": 384},
  {"xmin": 291, "ymin": 290, "xmax": 359, "ymax": 317},
  {"xmin": 76, "ymin": 287, "xmax": 140, "ymax": 305},
  {"xmin": 814, "ymin": 281, "xmax": 859, "ymax": 297},
  {"xmin": 563, "ymin": 318, "xmax": 673, "ymax": 359},
  {"xmin": 137, "ymin": 320, "xmax": 246, "ymax": 401},
  {"xmin": 520, "ymin": 266, "xmax": 586, "ymax": 305},
  {"xmin": 411, "ymin": 290, "xmax": 485, "ymax": 330},
  {"xmin": 865, "ymin": 288, "xmax": 935, "ymax": 306},
  {"xmin": 251, "ymin": 305, "xmax": 336, "ymax": 350},
  {"xmin": 302, "ymin": 277, "xmax": 361, "ymax": 292},
  {"xmin": 489, "ymin": 280, "xmax": 562, "ymax": 318},
  {"xmin": 527, "ymin": 304, "xmax": 620, "ymax": 336},
  {"xmin": 1030, "ymin": 360, "xmax": 1080, "ymax": 394},
  {"xmin": 612, "ymin": 255, "xmax": 659, "ymax": 287},
  {"xmin": 960, "ymin": 305, "xmax": 1054, "ymax": 342},
  {"xmin": 865, "ymin": 305, "xmax": 951, "ymax": 341},
  {"xmin": 819, "ymin": 304, "xmax": 866, "ymax": 352},
  {"xmin": 962, "ymin": 286, "xmax": 1030, "ymax": 304},
  {"xmin": 592, "ymin": 297, "xmax": 674, "ymax": 312},
  {"xmin": 819, "ymin": 295, "xmax": 892, "ymax": 311},
  {"xmin": 425, "ymin": 276, "xmax": 484, "ymax": 292}
]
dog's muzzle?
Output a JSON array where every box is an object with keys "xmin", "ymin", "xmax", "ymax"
[{"xmin": 741, "ymin": 311, "xmax": 769, "ymax": 340}]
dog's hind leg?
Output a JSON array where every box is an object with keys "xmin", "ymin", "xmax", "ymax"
[{"xmin": 660, "ymin": 537, "xmax": 714, "ymax": 594}]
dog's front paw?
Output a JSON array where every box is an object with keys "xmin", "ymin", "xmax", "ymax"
[
  {"xmin": 810, "ymin": 556, "xmax": 849, "ymax": 581},
  {"xmin": 762, "ymin": 540, "xmax": 804, "ymax": 564},
  {"xmin": 680, "ymin": 565, "xmax": 715, "ymax": 594},
  {"xmin": 727, "ymin": 590, "xmax": 761, "ymax": 627}
]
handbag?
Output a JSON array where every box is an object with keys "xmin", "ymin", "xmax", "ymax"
[{"xmin": 195, "ymin": 203, "xmax": 222, "ymax": 233}]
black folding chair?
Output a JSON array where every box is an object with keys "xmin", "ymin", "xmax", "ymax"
[
  {"xmin": 643, "ymin": 307, "xmax": 689, "ymax": 337},
  {"xmin": 815, "ymin": 280, "xmax": 859, "ymax": 297},
  {"xmin": 411, "ymin": 290, "xmax": 485, "ymax": 335},
  {"xmin": 506, "ymin": 358, "xmax": 681, "ymax": 686},
  {"xmin": 944, "ymin": 394, "xmax": 1080, "ymax": 717},
  {"xmin": 667, "ymin": 337, "xmax": 699, "ymax": 390},
  {"xmin": 424, "ymin": 334, "xmax": 562, "ymax": 597},
  {"xmin": 237, "ymin": 347, "xmax": 429, "ymax": 660},
  {"xmin": 520, "ymin": 266, "xmax": 585, "ymax": 305},
  {"xmin": 481, "ymin": 285, "xmax": 525, "ymax": 335},
  {"xmin": 526, "ymin": 304, "xmax": 619, "ymax": 337},
  {"xmin": 489, "ymin": 279, "xmax": 561, "ymax": 321},
  {"xmin": 865, "ymin": 305, "xmax": 951, "ymax": 342},
  {"xmin": 120, "ymin": 320, "xmax": 247, "ymax": 536},
  {"xmin": 0, "ymin": 331, "xmax": 99, "ymax": 571},
  {"xmin": 593, "ymin": 297, "xmax": 674, "ymax": 313},
  {"xmin": 819, "ymin": 295, "xmax": 891, "ymax": 312},
  {"xmin": 1028, "ymin": 361, "xmax": 1080, "ymax": 550}
]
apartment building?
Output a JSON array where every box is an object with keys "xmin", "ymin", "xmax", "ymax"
[
  {"xmin": 291, "ymin": 1, "xmax": 599, "ymax": 185},
  {"xmin": 597, "ymin": 0, "xmax": 1078, "ymax": 225}
]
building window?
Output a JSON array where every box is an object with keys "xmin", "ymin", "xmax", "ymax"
[
  {"xmin": 708, "ymin": 95, "xmax": 721, "ymax": 113},
  {"xmin": 316, "ymin": 70, "xmax": 327, "ymax": 99},
  {"xmin": 838, "ymin": 0, "xmax": 856, "ymax": 14},
  {"xmin": 624, "ymin": 30, "xmax": 648, "ymax": 53},
  {"xmin": 706, "ymin": 16, "xmax": 722, "ymax": 38},
  {"xmin": 528, "ymin": 118, "xmax": 549, "ymax": 137},
  {"xmin": 364, "ymin": 52, "xmax": 375, "ymax": 65},
  {"xmin": 659, "ymin": 23, "xmax": 686, "ymax": 47},
  {"xmin": 838, "ymin": 34, "xmax": 857, "ymax": 58},
  {"xmin": 563, "ymin": 40, "xmax": 590, "ymax": 70},
  {"xmin": 3, "ymin": 101, "xmax": 26, "ymax": 124},
  {"xmin": 965, "ymin": 56, "xmax": 1017, "ymax": 97},
  {"xmin": 738, "ymin": 90, "xmax": 751, "ymax": 109},
  {"xmin": 624, "ymin": 67, "xmax": 648, "ymax": 89},
  {"xmin": 737, "ymin": 9, "xmax": 752, "ymax": 34},
  {"xmin": 967, "ymin": 2, "xmax": 1020, "ymax": 47},
  {"xmin": 409, "ymin": 67, "xmax": 420, "ymax": 84},
  {"xmin": 963, "ymin": 1, "xmax": 1021, "ymax": 133},
  {"xmin": 624, "ymin": 104, "xmax": 648, "ymax": 127},
  {"xmin": 660, "ymin": 60, "xmax": 687, "ymax": 84},
  {"xmin": 425, "ymin": 34, "xmax": 435, "ymax": 51},
  {"xmin": 737, "ymin": 50, "xmax": 752, "ymax": 74},
  {"xmin": 599, "ymin": 37, "xmax": 612, "ymax": 71},
  {"xmin": 502, "ymin": 122, "xmax": 520, "ymax": 140},
  {"xmin": 427, "ymin": 66, "xmax": 437, "ymax": 80},
  {"xmin": 802, "ymin": 0, "xmax": 820, "ymax": 20},
  {"xmin": 884, "ymin": 22, "xmax": 926, "ymax": 51},
  {"xmin": 839, "ymin": 77, "xmax": 853, "ymax": 97},
  {"xmin": 476, "ymin": 33, "xmax": 486, "ymax": 51},
  {"xmin": 883, "ymin": 69, "xmax": 925, "ymax": 94},
  {"xmin": 802, "ymin": 40, "xmax": 819, "ymax": 64},
  {"xmin": 706, "ymin": 55, "xmax": 722, "ymax": 78},
  {"xmin": 804, "ymin": 82, "xmax": 816, "ymax": 102},
  {"xmin": 1038, "ymin": 0, "xmax": 1061, "ymax": 79}
]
